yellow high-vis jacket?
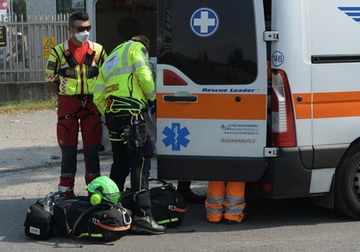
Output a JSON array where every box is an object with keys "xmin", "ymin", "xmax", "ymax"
[
  {"xmin": 93, "ymin": 40, "xmax": 156, "ymax": 115},
  {"xmin": 45, "ymin": 40, "xmax": 107, "ymax": 95}
]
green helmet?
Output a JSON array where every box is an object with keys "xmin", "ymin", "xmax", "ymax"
[{"xmin": 87, "ymin": 176, "xmax": 120, "ymax": 204}]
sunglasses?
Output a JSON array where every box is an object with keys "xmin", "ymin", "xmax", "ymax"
[{"xmin": 72, "ymin": 25, "xmax": 91, "ymax": 32}]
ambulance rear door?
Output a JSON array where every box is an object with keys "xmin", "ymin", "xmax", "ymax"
[{"xmin": 156, "ymin": 0, "xmax": 268, "ymax": 182}]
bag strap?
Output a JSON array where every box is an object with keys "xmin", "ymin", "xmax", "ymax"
[
  {"xmin": 91, "ymin": 204, "xmax": 132, "ymax": 231},
  {"xmin": 87, "ymin": 204, "xmax": 132, "ymax": 245},
  {"xmin": 151, "ymin": 200, "xmax": 186, "ymax": 213},
  {"xmin": 169, "ymin": 205, "xmax": 186, "ymax": 213},
  {"xmin": 95, "ymin": 221, "xmax": 130, "ymax": 231},
  {"xmin": 70, "ymin": 201, "xmax": 113, "ymax": 236}
]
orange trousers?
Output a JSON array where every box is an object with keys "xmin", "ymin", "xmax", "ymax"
[{"xmin": 205, "ymin": 181, "xmax": 246, "ymax": 223}]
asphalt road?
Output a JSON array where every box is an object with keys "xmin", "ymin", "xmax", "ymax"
[{"xmin": 0, "ymin": 110, "xmax": 359, "ymax": 252}]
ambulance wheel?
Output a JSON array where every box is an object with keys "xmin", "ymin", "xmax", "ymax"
[{"xmin": 334, "ymin": 142, "xmax": 360, "ymax": 220}]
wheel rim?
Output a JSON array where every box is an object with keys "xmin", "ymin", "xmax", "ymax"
[{"xmin": 354, "ymin": 163, "xmax": 360, "ymax": 199}]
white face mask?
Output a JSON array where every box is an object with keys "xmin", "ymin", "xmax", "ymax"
[{"xmin": 75, "ymin": 30, "xmax": 90, "ymax": 43}]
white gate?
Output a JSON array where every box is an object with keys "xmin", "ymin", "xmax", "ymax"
[{"xmin": 0, "ymin": 13, "xmax": 69, "ymax": 83}]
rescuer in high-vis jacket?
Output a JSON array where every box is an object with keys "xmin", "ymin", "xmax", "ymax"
[
  {"xmin": 205, "ymin": 182, "xmax": 247, "ymax": 224},
  {"xmin": 45, "ymin": 11, "xmax": 107, "ymax": 199},
  {"xmin": 93, "ymin": 35, "xmax": 165, "ymax": 235}
]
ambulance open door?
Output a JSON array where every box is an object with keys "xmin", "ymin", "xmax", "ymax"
[
  {"xmin": 86, "ymin": 0, "xmax": 157, "ymax": 57},
  {"xmin": 156, "ymin": 0, "xmax": 268, "ymax": 182}
]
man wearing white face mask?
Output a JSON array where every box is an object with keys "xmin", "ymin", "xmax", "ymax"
[{"xmin": 45, "ymin": 11, "xmax": 107, "ymax": 199}]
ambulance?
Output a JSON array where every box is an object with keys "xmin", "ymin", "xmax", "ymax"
[{"xmin": 81, "ymin": 0, "xmax": 360, "ymax": 219}]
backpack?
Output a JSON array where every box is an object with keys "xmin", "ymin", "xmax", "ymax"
[
  {"xmin": 24, "ymin": 192, "xmax": 64, "ymax": 240},
  {"xmin": 120, "ymin": 179, "xmax": 187, "ymax": 228},
  {"xmin": 53, "ymin": 196, "xmax": 131, "ymax": 243}
]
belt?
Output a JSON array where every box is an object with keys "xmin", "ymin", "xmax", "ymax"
[
  {"xmin": 108, "ymin": 96, "xmax": 144, "ymax": 110},
  {"xmin": 60, "ymin": 94, "xmax": 93, "ymax": 99}
]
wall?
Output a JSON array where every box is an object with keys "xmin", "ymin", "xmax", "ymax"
[
  {"xmin": 26, "ymin": 0, "xmax": 56, "ymax": 16},
  {"xmin": 0, "ymin": 1, "xmax": 59, "ymax": 106},
  {"xmin": 0, "ymin": 82, "xmax": 52, "ymax": 106}
]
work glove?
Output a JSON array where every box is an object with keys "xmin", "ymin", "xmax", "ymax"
[{"xmin": 147, "ymin": 99, "xmax": 156, "ymax": 115}]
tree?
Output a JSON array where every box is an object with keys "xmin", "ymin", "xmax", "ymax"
[
  {"xmin": 56, "ymin": 0, "xmax": 73, "ymax": 14},
  {"xmin": 227, "ymin": 47, "xmax": 244, "ymax": 66},
  {"xmin": 12, "ymin": 0, "xmax": 26, "ymax": 21}
]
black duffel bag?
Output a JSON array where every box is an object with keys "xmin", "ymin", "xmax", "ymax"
[
  {"xmin": 24, "ymin": 192, "xmax": 64, "ymax": 240},
  {"xmin": 121, "ymin": 179, "xmax": 186, "ymax": 228},
  {"xmin": 53, "ymin": 196, "xmax": 131, "ymax": 243}
]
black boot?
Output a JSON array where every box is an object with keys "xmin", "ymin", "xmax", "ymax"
[
  {"xmin": 131, "ymin": 215, "xmax": 166, "ymax": 235},
  {"xmin": 131, "ymin": 189, "xmax": 166, "ymax": 235}
]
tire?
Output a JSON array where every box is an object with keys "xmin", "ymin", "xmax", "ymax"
[{"xmin": 334, "ymin": 141, "xmax": 360, "ymax": 219}]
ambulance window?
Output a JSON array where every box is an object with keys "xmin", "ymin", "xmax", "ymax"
[
  {"xmin": 95, "ymin": 0, "xmax": 157, "ymax": 56},
  {"xmin": 157, "ymin": 0, "xmax": 257, "ymax": 85}
]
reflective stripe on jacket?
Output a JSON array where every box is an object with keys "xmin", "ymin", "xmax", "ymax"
[
  {"xmin": 93, "ymin": 40, "xmax": 156, "ymax": 115},
  {"xmin": 45, "ymin": 40, "xmax": 107, "ymax": 95}
]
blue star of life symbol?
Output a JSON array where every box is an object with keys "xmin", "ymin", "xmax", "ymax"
[
  {"xmin": 190, "ymin": 8, "xmax": 219, "ymax": 37},
  {"xmin": 162, "ymin": 123, "xmax": 190, "ymax": 151}
]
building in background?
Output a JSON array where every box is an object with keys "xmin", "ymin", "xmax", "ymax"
[
  {"xmin": 0, "ymin": 0, "xmax": 8, "ymax": 18},
  {"xmin": 57, "ymin": 0, "xmax": 85, "ymax": 13},
  {"xmin": 0, "ymin": 0, "xmax": 86, "ymax": 19},
  {"xmin": 26, "ymin": 0, "xmax": 56, "ymax": 16}
]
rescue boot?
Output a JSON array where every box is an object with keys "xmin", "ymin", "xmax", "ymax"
[
  {"xmin": 222, "ymin": 212, "xmax": 249, "ymax": 224},
  {"xmin": 131, "ymin": 189, "xmax": 166, "ymax": 235},
  {"xmin": 131, "ymin": 215, "xmax": 166, "ymax": 235}
]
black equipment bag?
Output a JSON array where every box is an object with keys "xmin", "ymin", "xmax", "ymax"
[
  {"xmin": 24, "ymin": 192, "xmax": 64, "ymax": 240},
  {"xmin": 120, "ymin": 179, "xmax": 187, "ymax": 228},
  {"xmin": 24, "ymin": 200, "xmax": 55, "ymax": 240},
  {"xmin": 53, "ymin": 196, "xmax": 131, "ymax": 243}
]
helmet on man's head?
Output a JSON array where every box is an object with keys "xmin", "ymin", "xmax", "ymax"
[
  {"xmin": 12, "ymin": 32, "xmax": 22, "ymax": 37},
  {"xmin": 88, "ymin": 176, "xmax": 121, "ymax": 205}
]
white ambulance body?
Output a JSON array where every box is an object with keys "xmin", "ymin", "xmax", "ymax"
[{"xmin": 85, "ymin": 0, "xmax": 360, "ymax": 219}]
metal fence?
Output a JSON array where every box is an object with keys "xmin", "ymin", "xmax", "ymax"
[{"xmin": 0, "ymin": 13, "xmax": 69, "ymax": 83}]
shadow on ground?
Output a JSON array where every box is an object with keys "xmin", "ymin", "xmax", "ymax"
[{"xmin": 0, "ymin": 195, "xmax": 354, "ymax": 246}]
